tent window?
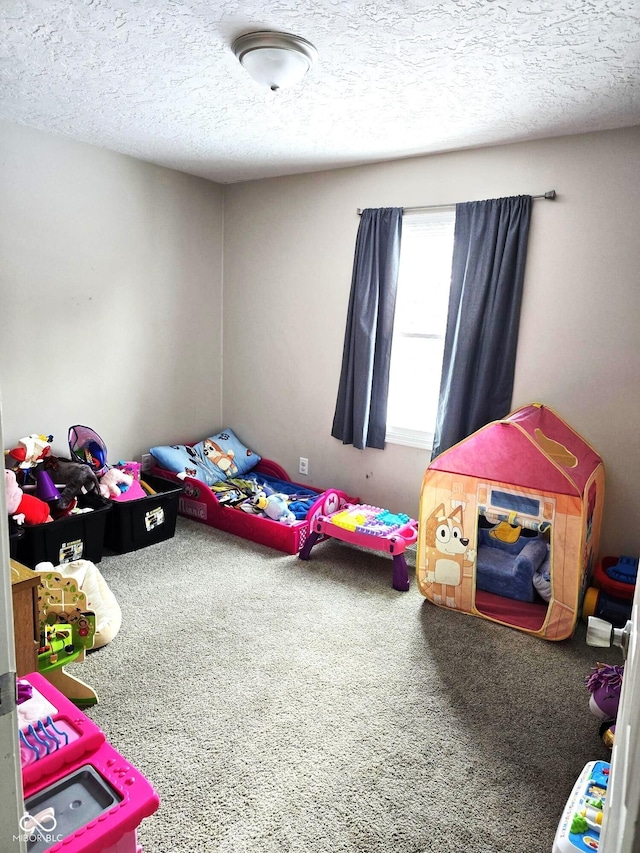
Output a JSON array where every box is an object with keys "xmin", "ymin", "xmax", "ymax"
[{"xmin": 534, "ymin": 429, "xmax": 578, "ymax": 468}]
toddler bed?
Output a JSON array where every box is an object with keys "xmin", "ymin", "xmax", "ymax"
[{"xmin": 148, "ymin": 428, "xmax": 356, "ymax": 554}]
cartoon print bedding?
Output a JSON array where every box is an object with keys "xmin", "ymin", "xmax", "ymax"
[
  {"xmin": 211, "ymin": 472, "xmax": 319, "ymax": 520},
  {"xmin": 149, "ymin": 429, "xmax": 358, "ymax": 554}
]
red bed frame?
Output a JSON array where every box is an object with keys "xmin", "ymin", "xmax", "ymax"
[{"xmin": 150, "ymin": 458, "xmax": 356, "ymax": 555}]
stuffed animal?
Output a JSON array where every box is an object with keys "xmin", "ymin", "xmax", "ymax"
[
  {"xmin": 6, "ymin": 434, "xmax": 53, "ymax": 470},
  {"xmin": 44, "ymin": 456, "xmax": 104, "ymax": 509},
  {"xmin": 585, "ymin": 662, "xmax": 624, "ymax": 748},
  {"xmin": 251, "ymin": 491, "xmax": 296, "ymax": 523},
  {"xmin": 99, "ymin": 467, "xmax": 133, "ymax": 498},
  {"xmin": 4, "ymin": 468, "xmax": 52, "ymax": 525}
]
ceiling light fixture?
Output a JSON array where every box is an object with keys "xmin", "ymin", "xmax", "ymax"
[{"xmin": 232, "ymin": 31, "xmax": 318, "ymax": 92}]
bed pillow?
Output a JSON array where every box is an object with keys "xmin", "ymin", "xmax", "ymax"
[
  {"xmin": 149, "ymin": 444, "xmax": 219, "ymax": 485},
  {"xmin": 192, "ymin": 428, "xmax": 261, "ymax": 482}
]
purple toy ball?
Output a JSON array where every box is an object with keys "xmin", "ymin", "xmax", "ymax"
[{"xmin": 585, "ymin": 663, "xmax": 624, "ymax": 721}]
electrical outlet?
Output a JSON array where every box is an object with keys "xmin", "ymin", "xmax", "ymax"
[
  {"xmin": 299, "ymin": 457, "xmax": 309, "ymax": 476},
  {"xmin": 141, "ymin": 453, "xmax": 154, "ymax": 473}
]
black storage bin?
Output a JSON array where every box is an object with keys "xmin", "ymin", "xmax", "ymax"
[
  {"xmin": 9, "ymin": 521, "xmax": 24, "ymax": 560},
  {"xmin": 102, "ymin": 474, "xmax": 182, "ymax": 554},
  {"xmin": 14, "ymin": 498, "xmax": 111, "ymax": 568}
]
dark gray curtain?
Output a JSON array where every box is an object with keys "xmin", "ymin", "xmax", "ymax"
[
  {"xmin": 431, "ymin": 195, "xmax": 532, "ymax": 459},
  {"xmin": 331, "ymin": 207, "xmax": 403, "ymax": 450}
]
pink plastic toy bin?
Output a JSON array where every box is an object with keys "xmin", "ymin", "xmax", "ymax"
[{"xmin": 17, "ymin": 672, "xmax": 159, "ymax": 853}]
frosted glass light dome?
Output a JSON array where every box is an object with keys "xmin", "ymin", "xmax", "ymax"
[{"xmin": 233, "ymin": 31, "xmax": 318, "ymax": 92}]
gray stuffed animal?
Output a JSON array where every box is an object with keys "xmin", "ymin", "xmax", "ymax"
[{"xmin": 43, "ymin": 456, "xmax": 103, "ymax": 509}]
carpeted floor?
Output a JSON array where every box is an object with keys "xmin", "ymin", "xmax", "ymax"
[{"xmin": 77, "ymin": 518, "xmax": 617, "ymax": 852}]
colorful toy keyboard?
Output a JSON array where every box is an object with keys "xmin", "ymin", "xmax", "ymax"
[
  {"xmin": 299, "ymin": 503, "xmax": 418, "ymax": 591},
  {"xmin": 553, "ymin": 760, "xmax": 610, "ymax": 852}
]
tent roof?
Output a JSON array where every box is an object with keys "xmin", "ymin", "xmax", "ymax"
[{"xmin": 429, "ymin": 404, "xmax": 603, "ymax": 496}]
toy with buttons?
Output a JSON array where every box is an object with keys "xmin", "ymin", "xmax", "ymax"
[
  {"xmin": 300, "ymin": 503, "xmax": 418, "ymax": 591},
  {"xmin": 553, "ymin": 760, "xmax": 610, "ymax": 851},
  {"xmin": 33, "ymin": 566, "xmax": 99, "ymax": 707},
  {"xmin": 38, "ymin": 617, "xmax": 95, "ymax": 673}
]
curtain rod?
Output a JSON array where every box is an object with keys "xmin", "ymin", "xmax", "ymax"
[{"xmin": 357, "ymin": 190, "xmax": 556, "ymax": 215}]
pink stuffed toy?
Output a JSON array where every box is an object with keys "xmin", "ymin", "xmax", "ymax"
[
  {"xmin": 5, "ymin": 469, "xmax": 52, "ymax": 525},
  {"xmin": 99, "ymin": 467, "xmax": 133, "ymax": 498}
]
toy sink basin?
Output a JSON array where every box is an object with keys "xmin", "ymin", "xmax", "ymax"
[{"xmin": 25, "ymin": 764, "xmax": 121, "ymax": 852}]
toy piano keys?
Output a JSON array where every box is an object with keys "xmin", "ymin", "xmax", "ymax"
[{"xmin": 17, "ymin": 672, "xmax": 159, "ymax": 852}]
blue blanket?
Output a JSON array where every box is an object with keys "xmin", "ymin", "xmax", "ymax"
[{"xmin": 252, "ymin": 473, "xmax": 320, "ymax": 519}]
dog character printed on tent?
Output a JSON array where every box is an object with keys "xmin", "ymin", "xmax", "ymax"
[{"xmin": 423, "ymin": 503, "xmax": 476, "ymax": 608}]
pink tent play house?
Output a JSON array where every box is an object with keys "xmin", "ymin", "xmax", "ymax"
[{"xmin": 416, "ymin": 404, "xmax": 605, "ymax": 640}]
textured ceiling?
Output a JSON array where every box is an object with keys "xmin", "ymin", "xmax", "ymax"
[{"xmin": 1, "ymin": 0, "xmax": 639, "ymax": 184}]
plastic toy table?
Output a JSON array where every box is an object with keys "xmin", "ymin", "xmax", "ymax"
[{"xmin": 299, "ymin": 503, "xmax": 418, "ymax": 591}]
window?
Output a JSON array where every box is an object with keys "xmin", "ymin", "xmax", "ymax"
[{"xmin": 385, "ymin": 208, "xmax": 455, "ymax": 450}]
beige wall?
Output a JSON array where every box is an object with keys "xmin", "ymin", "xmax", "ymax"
[
  {"xmin": 223, "ymin": 126, "xmax": 640, "ymax": 556},
  {"xmin": 2, "ymin": 120, "xmax": 639, "ymax": 557},
  {"xmin": 0, "ymin": 121, "xmax": 224, "ymax": 463}
]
